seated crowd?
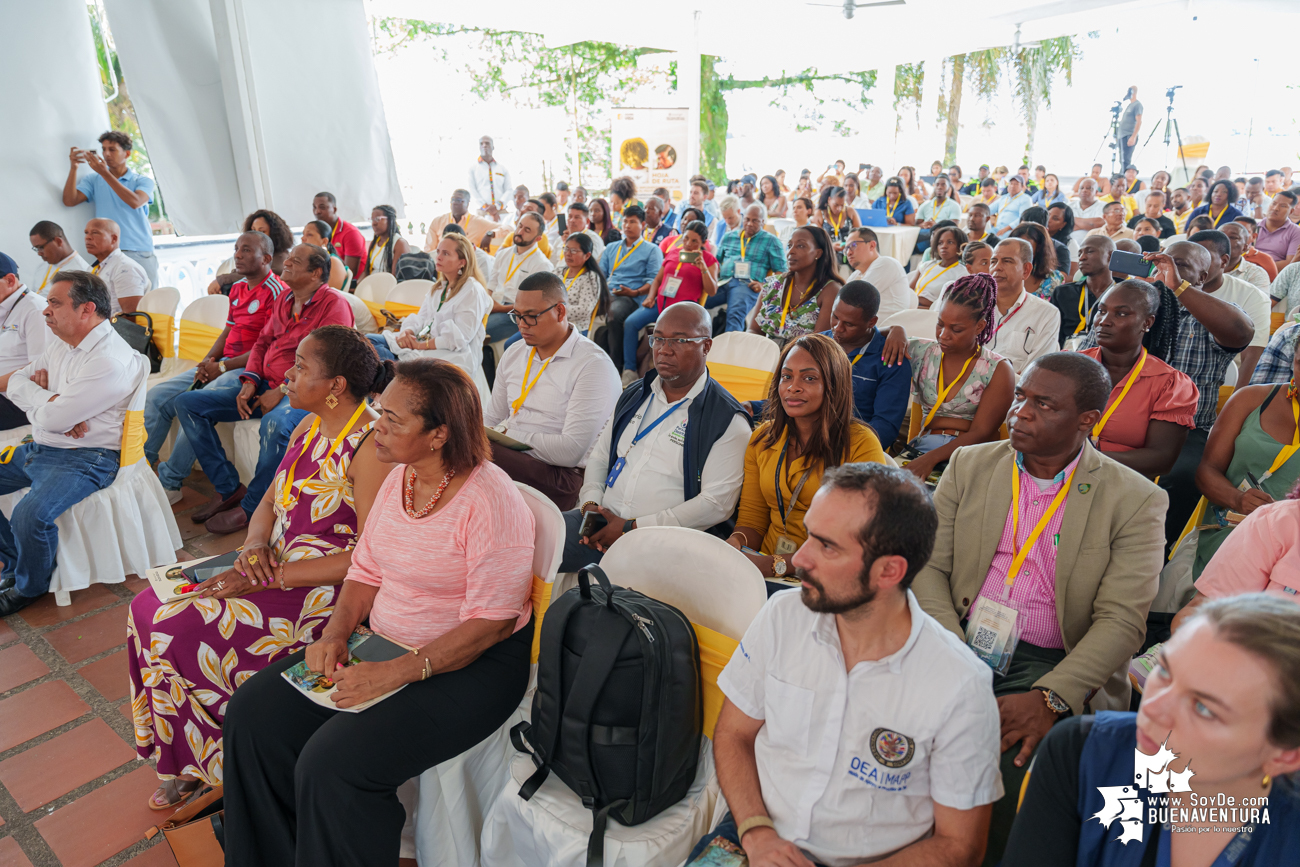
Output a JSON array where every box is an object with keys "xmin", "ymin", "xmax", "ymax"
[{"xmin": 0, "ymin": 141, "xmax": 1298, "ymax": 867}]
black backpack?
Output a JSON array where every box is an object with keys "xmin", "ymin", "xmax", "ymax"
[
  {"xmin": 511, "ymin": 565, "xmax": 702, "ymax": 866},
  {"xmin": 394, "ymin": 250, "xmax": 438, "ymax": 283}
]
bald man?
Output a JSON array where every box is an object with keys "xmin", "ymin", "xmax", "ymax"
[
  {"xmin": 563, "ymin": 301, "xmax": 752, "ymax": 571},
  {"xmin": 83, "ymin": 218, "xmax": 148, "ymax": 314}
]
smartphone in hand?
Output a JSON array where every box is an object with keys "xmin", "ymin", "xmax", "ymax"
[
  {"xmin": 578, "ymin": 510, "xmax": 608, "ymax": 538},
  {"xmin": 1109, "ymin": 250, "xmax": 1154, "ymax": 279},
  {"xmin": 680, "ymin": 250, "xmax": 701, "ymax": 264}
]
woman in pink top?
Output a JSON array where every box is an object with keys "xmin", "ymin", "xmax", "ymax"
[{"xmin": 222, "ymin": 359, "xmax": 536, "ymax": 867}]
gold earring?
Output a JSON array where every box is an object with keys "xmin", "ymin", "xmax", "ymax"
[
  {"xmin": 325, "ymin": 394, "xmax": 339, "ymax": 409},
  {"xmin": 1262, "ymin": 774, "xmax": 1271, "ymax": 789}
]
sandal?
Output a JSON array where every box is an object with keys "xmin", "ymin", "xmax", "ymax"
[{"xmin": 148, "ymin": 777, "xmax": 202, "ymax": 811}]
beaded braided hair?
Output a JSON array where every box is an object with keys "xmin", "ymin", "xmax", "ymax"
[{"xmin": 941, "ymin": 272, "xmax": 998, "ymax": 346}]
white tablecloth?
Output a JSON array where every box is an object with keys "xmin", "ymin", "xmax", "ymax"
[{"xmin": 873, "ymin": 225, "xmax": 921, "ymax": 263}]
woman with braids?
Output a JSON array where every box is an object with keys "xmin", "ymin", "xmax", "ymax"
[
  {"xmin": 881, "ymin": 273, "xmax": 1015, "ymax": 480},
  {"xmin": 750, "ymin": 225, "xmax": 843, "ymax": 343},
  {"xmin": 961, "ymin": 240, "xmax": 992, "ymax": 275},
  {"xmin": 130, "ymin": 326, "xmax": 396, "ymax": 807},
  {"xmin": 1078, "ymin": 280, "xmax": 1197, "ymax": 479},
  {"xmin": 359, "ymin": 204, "xmax": 410, "ymax": 280},
  {"xmin": 1008, "ymin": 220, "xmax": 1063, "ymax": 299},
  {"xmin": 209, "ymin": 209, "xmax": 296, "ymax": 295}
]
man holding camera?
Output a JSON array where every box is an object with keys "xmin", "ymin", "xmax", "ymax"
[{"xmin": 62, "ymin": 131, "xmax": 157, "ymax": 291}]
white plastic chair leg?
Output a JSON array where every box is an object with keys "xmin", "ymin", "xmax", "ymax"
[{"xmin": 55, "ymin": 590, "xmax": 72, "ymax": 607}]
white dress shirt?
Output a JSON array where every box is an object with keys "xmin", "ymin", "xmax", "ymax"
[
  {"xmin": 0, "ymin": 286, "xmax": 51, "ymax": 380},
  {"xmin": 718, "ymin": 590, "xmax": 1003, "ymax": 867},
  {"xmin": 986, "ymin": 289, "xmax": 1061, "ymax": 374},
  {"xmin": 489, "ymin": 243, "xmax": 551, "ymax": 305},
  {"xmin": 579, "ymin": 373, "xmax": 750, "ymax": 529},
  {"xmin": 91, "ymin": 249, "xmax": 149, "ymax": 315},
  {"xmin": 1214, "ymin": 273, "xmax": 1271, "ymax": 349},
  {"xmin": 468, "ymin": 158, "xmax": 512, "ymax": 211},
  {"xmin": 1068, "ymin": 199, "xmax": 1105, "ymax": 247},
  {"xmin": 484, "ymin": 326, "xmax": 620, "ymax": 468},
  {"xmin": 474, "ymin": 248, "xmax": 494, "ymax": 285},
  {"xmin": 550, "ymin": 230, "xmax": 607, "ymax": 268},
  {"xmin": 36, "ymin": 251, "xmax": 91, "ymax": 295},
  {"xmin": 386, "ymin": 278, "xmax": 492, "ymax": 370},
  {"xmin": 8, "ymin": 319, "xmax": 146, "ymax": 449},
  {"xmin": 849, "ymin": 255, "xmax": 915, "ymax": 322}
]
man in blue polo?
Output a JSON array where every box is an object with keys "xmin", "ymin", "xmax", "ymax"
[
  {"xmin": 715, "ymin": 204, "xmax": 787, "ymax": 333},
  {"xmin": 62, "ymin": 131, "xmax": 156, "ymax": 291},
  {"xmin": 600, "ymin": 205, "xmax": 664, "ymax": 383},
  {"xmin": 993, "ymin": 175, "xmax": 1032, "ymax": 237}
]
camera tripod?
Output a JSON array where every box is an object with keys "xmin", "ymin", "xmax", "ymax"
[
  {"xmin": 1143, "ymin": 86, "xmax": 1188, "ymax": 180},
  {"xmin": 1091, "ymin": 100, "xmax": 1124, "ymax": 177}
]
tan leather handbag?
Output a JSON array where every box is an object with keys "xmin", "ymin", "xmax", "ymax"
[{"xmin": 145, "ymin": 784, "xmax": 224, "ymax": 866}]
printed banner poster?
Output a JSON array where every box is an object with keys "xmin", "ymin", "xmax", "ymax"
[{"xmin": 612, "ymin": 108, "xmax": 689, "ymax": 206}]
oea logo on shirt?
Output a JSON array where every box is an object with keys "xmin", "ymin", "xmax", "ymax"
[{"xmin": 869, "ymin": 728, "xmax": 916, "ymax": 768}]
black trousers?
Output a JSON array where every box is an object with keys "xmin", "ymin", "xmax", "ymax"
[
  {"xmin": 222, "ymin": 620, "xmax": 532, "ymax": 867},
  {"xmin": 601, "ymin": 295, "xmax": 641, "ymax": 372},
  {"xmin": 0, "ymin": 394, "xmax": 28, "ymax": 431},
  {"xmin": 1158, "ymin": 428, "xmax": 1209, "ymax": 554}
]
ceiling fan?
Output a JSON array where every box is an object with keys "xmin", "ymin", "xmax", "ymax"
[{"xmin": 806, "ymin": 0, "xmax": 906, "ymax": 20}]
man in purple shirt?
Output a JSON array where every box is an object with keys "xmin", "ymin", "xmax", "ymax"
[{"xmin": 1255, "ymin": 191, "xmax": 1300, "ymax": 267}]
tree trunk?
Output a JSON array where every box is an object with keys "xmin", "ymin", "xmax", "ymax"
[
  {"xmin": 944, "ymin": 54, "xmax": 965, "ymax": 165},
  {"xmin": 699, "ymin": 55, "xmax": 729, "ymax": 183}
]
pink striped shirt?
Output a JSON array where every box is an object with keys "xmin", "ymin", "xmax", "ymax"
[
  {"xmin": 973, "ymin": 450, "xmax": 1084, "ymax": 649},
  {"xmin": 345, "ymin": 461, "xmax": 535, "ymax": 648}
]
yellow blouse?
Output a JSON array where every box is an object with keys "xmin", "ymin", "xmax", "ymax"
[{"xmin": 736, "ymin": 422, "xmax": 885, "ymax": 555}]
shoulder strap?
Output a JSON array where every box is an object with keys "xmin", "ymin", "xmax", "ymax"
[
  {"xmin": 559, "ymin": 611, "xmax": 635, "ymax": 808},
  {"xmin": 1262, "ymin": 383, "xmax": 1283, "ymax": 412}
]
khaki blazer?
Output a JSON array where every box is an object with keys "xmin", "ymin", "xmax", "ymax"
[{"xmin": 912, "ymin": 440, "xmax": 1167, "ymax": 714}]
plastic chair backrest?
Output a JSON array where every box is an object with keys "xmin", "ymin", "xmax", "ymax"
[
  {"xmin": 707, "ymin": 332, "xmax": 781, "ymax": 402},
  {"xmin": 178, "ymin": 295, "xmax": 231, "ymax": 362},
  {"xmin": 879, "ymin": 307, "xmax": 939, "ymax": 337},
  {"xmin": 344, "ymin": 292, "xmax": 379, "ymax": 334},
  {"xmin": 513, "ymin": 483, "xmax": 566, "ymax": 664},
  {"xmin": 215, "ymin": 257, "xmax": 234, "ymax": 277},
  {"xmin": 138, "ymin": 287, "xmax": 181, "ymax": 358},
  {"xmin": 355, "ymin": 272, "xmax": 397, "ymax": 303},
  {"xmin": 600, "ymin": 526, "xmax": 768, "ymax": 739},
  {"xmin": 386, "ymin": 280, "xmax": 435, "ymax": 319},
  {"xmin": 1222, "ymin": 360, "xmax": 1238, "ymax": 388}
]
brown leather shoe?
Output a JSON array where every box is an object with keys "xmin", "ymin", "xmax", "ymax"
[
  {"xmin": 205, "ymin": 506, "xmax": 249, "ymax": 535},
  {"xmin": 191, "ymin": 485, "xmax": 246, "ymax": 524}
]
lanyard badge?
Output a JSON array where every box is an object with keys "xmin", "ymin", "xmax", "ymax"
[{"xmin": 605, "ymin": 396, "xmax": 688, "ymax": 489}]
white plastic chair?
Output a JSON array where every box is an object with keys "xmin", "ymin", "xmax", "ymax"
[
  {"xmin": 707, "ymin": 332, "xmax": 781, "ymax": 402},
  {"xmin": 344, "ymin": 292, "xmax": 379, "ymax": 334},
  {"xmin": 354, "ymin": 271, "xmax": 397, "ymax": 302},
  {"xmin": 878, "ymin": 306, "xmax": 939, "ymax": 338},
  {"xmin": 214, "ymin": 257, "xmax": 234, "ymax": 277},
  {"xmin": 385, "ymin": 280, "xmax": 435, "ymax": 320},
  {"xmin": 480, "ymin": 526, "xmax": 767, "ymax": 867},
  {"xmin": 157, "ymin": 294, "xmax": 230, "ymax": 380},
  {"xmin": 0, "ymin": 363, "xmax": 183, "ymax": 606},
  {"xmin": 398, "ymin": 483, "xmax": 566, "ymax": 866}
]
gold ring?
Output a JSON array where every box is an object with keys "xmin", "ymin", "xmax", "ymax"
[{"xmin": 248, "ymin": 555, "xmax": 258, "ymax": 565}]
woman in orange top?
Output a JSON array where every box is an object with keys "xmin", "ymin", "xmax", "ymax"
[{"xmin": 1080, "ymin": 280, "xmax": 1198, "ymax": 478}]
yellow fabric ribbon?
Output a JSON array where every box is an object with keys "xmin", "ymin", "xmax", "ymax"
[
  {"xmin": 693, "ymin": 622, "xmax": 738, "ymax": 740},
  {"xmin": 1272, "ymin": 311, "xmax": 1286, "ymax": 336},
  {"xmin": 120, "ymin": 409, "xmax": 146, "ymax": 467},
  {"xmin": 921, "ymin": 351, "xmax": 976, "ymax": 431},
  {"xmin": 150, "ymin": 312, "xmax": 176, "ymax": 359},
  {"xmin": 529, "ymin": 575, "xmax": 556, "ymax": 664},
  {"xmin": 707, "ymin": 361, "xmax": 773, "ymax": 402},
  {"xmin": 362, "ymin": 299, "xmax": 388, "ymax": 331},
  {"xmin": 384, "ymin": 302, "xmax": 421, "ymax": 320},
  {"xmin": 178, "ymin": 320, "xmax": 224, "ymax": 362}
]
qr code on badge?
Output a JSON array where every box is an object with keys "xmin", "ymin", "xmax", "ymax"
[{"xmin": 971, "ymin": 625, "xmax": 998, "ymax": 653}]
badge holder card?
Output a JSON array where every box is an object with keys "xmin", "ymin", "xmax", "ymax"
[
  {"xmin": 965, "ymin": 593, "xmax": 1020, "ymax": 676},
  {"xmin": 735, "ymin": 261, "xmax": 752, "ymax": 281}
]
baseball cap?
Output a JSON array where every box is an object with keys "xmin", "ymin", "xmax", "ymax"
[{"xmin": 0, "ymin": 253, "xmax": 18, "ymax": 279}]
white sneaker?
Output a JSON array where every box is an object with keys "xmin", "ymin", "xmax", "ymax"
[
  {"xmin": 621, "ymin": 369, "xmax": 638, "ymax": 387},
  {"xmin": 167, "ymin": 488, "xmax": 184, "ymax": 505}
]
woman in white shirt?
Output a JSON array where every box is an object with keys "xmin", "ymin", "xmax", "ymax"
[
  {"xmin": 365, "ymin": 234, "xmax": 492, "ymax": 400},
  {"xmin": 910, "ymin": 225, "xmax": 970, "ymax": 309}
]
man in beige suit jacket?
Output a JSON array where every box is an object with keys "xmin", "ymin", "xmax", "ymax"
[{"xmin": 912, "ymin": 352, "xmax": 1167, "ymax": 864}]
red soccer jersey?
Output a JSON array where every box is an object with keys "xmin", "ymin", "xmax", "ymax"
[
  {"xmin": 225, "ymin": 272, "xmax": 287, "ymax": 357},
  {"xmin": 329, "ymin": 219, "xmax": 367, "ymax": 261}
]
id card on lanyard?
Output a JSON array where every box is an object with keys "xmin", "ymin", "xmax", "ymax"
[
  {"xmin": 605, "ymin": 396, "xmax": 688, "ymax": 488},
  {"xmin": 773, "ymin": 436, "xmax": 814, "ymax": 556}
]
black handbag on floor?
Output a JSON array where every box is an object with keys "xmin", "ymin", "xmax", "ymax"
[
  {"xmin": 511, "ymin": 564, "xmax": 702, "ymax": 867},
  {"xmin": 112, "ymin": 311, "xmax": 163, "ymax": 373}
]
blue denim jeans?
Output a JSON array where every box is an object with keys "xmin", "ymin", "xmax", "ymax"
[
  {"xmin": 622, "ymin": 304, "xmax": 660, "ymax": 372},
  {"xmin": 504, "ymin": 330, "xmax": 525, "ymax": 349},
  {"xmin": 366, "ymin": 332, "xmax": 398, "ymax": 361},
  {"xmin": 145, "ymin": 368, "xmax": 245, "ymax": 490},
  {"xmin": 719, "ymin": 278, "xmax": 759, "ymax": 333},
  {"xmin": 174, "ymin": 378, "xmax": 308, "ymax": 516},
  {"xmin": 0, "ymin": 443, "xmax": 120, "ymax": 598}
]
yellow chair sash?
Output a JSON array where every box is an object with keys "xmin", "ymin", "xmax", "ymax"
[
  {"xmin": 150, "ymin": 312, "xmax": 176, "ymax": 359},
  {"xmin": 1217, "ymin": 385, "xmax": 1234, "ymax": 416},
  {"xmin": 120, "ymin": 409, "xmax": 145, "ymax": 467},
  {"xmin": 530, "ymin": 575, "xmax": 556, "ymax": 664},
  {"xmin": 693, "ymin": 621, "xmax": 739, "ymax": 740},
  {"xmin": 1169, "ymin": 496, "xmax": 1208, "ymax": 561},
  {"xmin": 708, "ymin": 362, "xmax": 773, "ymax": 402},
  {"xmin": 1271, "ymin": 311, "xmax": 1286, "ymax": 336},
  {"xmin": 384, "ymin": 302, "xmax": 421, "ymax": 320},
  {"xmin": 362, "ymin": 299, "xmax": 387, "ymax": 331},
  {"xmin": 178, "ymin": 320, "xmax": 225, "ymax": 362}
]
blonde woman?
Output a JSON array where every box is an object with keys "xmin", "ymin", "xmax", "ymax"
[{"xmin": 365, "ymin": 233, "xmax": 493, "ymax": 400}]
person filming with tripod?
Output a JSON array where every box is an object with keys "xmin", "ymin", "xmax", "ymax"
[{"xmin": 1119, "ymin": 86, "xmax": 1143, "ymax": 171}]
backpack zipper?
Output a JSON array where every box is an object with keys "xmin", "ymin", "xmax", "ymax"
[{"xmin": 631, "ymin": 613, "xmax": 656, "ymax": 642}]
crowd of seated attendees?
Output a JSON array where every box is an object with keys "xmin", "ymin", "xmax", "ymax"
[{"xmin": 3, "ymin": 146, "xmax": 1300, "ymax": 867}]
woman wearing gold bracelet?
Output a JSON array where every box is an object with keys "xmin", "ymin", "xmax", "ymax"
[{"xmin": 129, "ymin": 326, "xmax": 395, "ymax": 809}]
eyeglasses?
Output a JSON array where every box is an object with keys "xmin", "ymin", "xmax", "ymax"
[
  {"xmin": 31, "ymin": 239, "xmax": 52, "ymax": 254},
  {"xmin": 508, "ymin": 303, "xmax": 559, "ymax": 327},
  {"xmin": 647, "ymin": 336, "xmax": 708, "ymax": 349}
]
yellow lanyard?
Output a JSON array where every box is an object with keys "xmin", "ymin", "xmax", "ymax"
[
  {"xmin": 921, "ymin": 350, "xmax": 976, "ymax": 430},
  {"xmin": 779, "ymin": 280, "xmax": 816, "ymax": 331},
  {"xmin": 562, "ymin": 267, "xmax": 582, "ymax": 293},
  {"xmin": 40, "ymin": 265, "xmax": 58, "ymax": 291},
  {"xmin": 564, "ymin": 268, "xmax": 600, "ymax": 333},
  {"xmin": 1208, "ymin": 206, "xmax": 1229, "ymax": 228},
  {"xmin": 1006, "ymin": 458, "xmax": 1078, "ymax": 589},
  {"xmin": 611, "ymin": 238, "xmax": 645, "ymax": 273},
  {"xmin": 329, "ymin": 220, "xmax": 340, "ymax": 246},
  {"xmin": 886, "ymin": 199, "xmax": 901, "ymax": 219},
  {"xmin": 916, "ymin": 262, "xmax": 958, "ymax": 295},
  {"xmin": 511, "ymin": 348, "xmax": 553, "ymax": 414},
  {"xmin": 280, "ymin": 401, "xmax": 369, "ymax": 511},
  {"xmin": 505, "ymin": 245, "xmax": 538, "ymax": 283},
  {"xmin": 1091, "ymin": 349, "xmax": 1146, "ymax": 444},
  {"xmin": 91, "ymin": 260, "xmax": 102, "ymax": 274},
  {"xmin": 1074, "ymin": 285, "xmax": 1090, "ymax": 335},
  {"xmin": 669, "ymin": 234, "xmax": 684, "ymax": 252},
  {"xmin": 368, "ymin": 237, "xmax": 388, "ymax": 273},
  {"xmin": 739, "ymin": 232, "xmax": 750, "ymax": 259},
  {"xmin": 828, "ymin": 210, "xmax": 843, "ymax": 234},
  {"xmin": 1262, "ymin": 394, "xmax": 1300, "ymax": 480}
]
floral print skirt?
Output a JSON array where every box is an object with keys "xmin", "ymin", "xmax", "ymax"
[{"xmin": 127, "ymin": 584, "xmax": 335, "ymax": 783}]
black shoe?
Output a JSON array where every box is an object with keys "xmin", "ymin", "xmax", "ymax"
[
  {"xmin": 0, "ymin": 573, "xmax": 12, "ymax": 593},
  {"xmin": 0, "ymin": 586, "xmax": 38, "ymax": 617}
]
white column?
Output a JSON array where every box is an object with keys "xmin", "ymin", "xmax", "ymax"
[
  {"xmin": 209, "ymin": 0, "xmax": 272, "ymax": 212},
  {"xmin": 681, "ymin": 9, "xmax": 702, "ymax": 176}
]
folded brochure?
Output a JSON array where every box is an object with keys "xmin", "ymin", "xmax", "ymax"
[
  {"xmin": 145, "ymin": 550, "xmax": 242, "ymax": 603},
  {"xmin": 281, "ymin": 627, "xmax": 416, "ymax": 713},
  {"xmin": 485, "ymin": 426, "xmax": 532, "ymax": 451}
]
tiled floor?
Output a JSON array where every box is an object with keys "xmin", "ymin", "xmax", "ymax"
[{"xmin": 0, "ymin": 472, "xmax": 245, "ymax": 867}]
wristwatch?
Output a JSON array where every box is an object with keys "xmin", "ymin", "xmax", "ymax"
[
  {"xmin": 772, "ymin": 555, "xmax": 787, "ymax": 577},
  {"xmin": 218, "ymin": 360, "xmax": 227, "ymax": 374},
  {"xmin": 622, "ymin": 519, "xmax": 635, "ymax": 534},
  {"xmin": 1174, "ymin": 279, "xmax": 1190, "ymax": 297},
  {"xmin": 1033, "ymin": 687, "xmax": 1072, "ymax": 717}
]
